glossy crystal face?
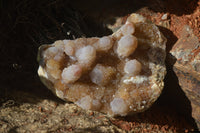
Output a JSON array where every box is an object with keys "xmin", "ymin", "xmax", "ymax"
[{"xmin": 38, "ymin": 14, "xmax": 166, "ymax": 116}]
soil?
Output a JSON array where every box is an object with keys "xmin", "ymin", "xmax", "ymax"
[{"xmin": 0, "ymin": 0, "xmax": 199, "ymax": 132}]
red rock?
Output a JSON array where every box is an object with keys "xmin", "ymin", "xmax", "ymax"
[{"xmin": 170, "ymin": 25, "xmax": 200, "ymax": 129}]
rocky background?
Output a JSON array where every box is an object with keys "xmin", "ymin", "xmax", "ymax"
[{"xmin": 0, "ymin": 0, "xmax": 199, "ymax": 132}]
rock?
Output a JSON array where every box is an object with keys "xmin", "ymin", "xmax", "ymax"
[
  {"xmin": 0, "ymin": 90, "xmax": 123, "ymax": 133},
  {"xmin": 37, "ymin": 14, "xmax": 167, "ymax": 116},
  {"xmin": 0, "ymin": 89, "xmax": 194, "ymax": 132},
  {"xmin": 170, "ymin": 25, "xmax": 200, "ymax": 129}
]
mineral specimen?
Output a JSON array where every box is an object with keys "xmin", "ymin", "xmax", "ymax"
[{"xmin": 37, "ymin": 14, "xmax": 167, "ymax": 116}]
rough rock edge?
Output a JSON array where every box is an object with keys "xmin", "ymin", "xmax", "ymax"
[{"xmin": 170, "ymin": 25, "xmax": 200, "ymax": 129}]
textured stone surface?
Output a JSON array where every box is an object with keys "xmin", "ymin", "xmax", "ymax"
[
  {"xmin": 170, "ymin": 25, "xmax": 200, "ymax": 129},
  {"xmin": 1, "ymin": 88, "xmax": 195, "ymax": 133},
  {"xmin": 0, "ymin": 90, "xmax": 123, "ymax": 133},
  {"xmin": 37, "ymin": 14, "xmax": 166, "ymax": 116}
]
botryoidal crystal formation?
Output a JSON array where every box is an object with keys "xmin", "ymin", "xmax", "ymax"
[{"xmin": 38, "ymin": 14, "xmax": 166, "ymax": 116}]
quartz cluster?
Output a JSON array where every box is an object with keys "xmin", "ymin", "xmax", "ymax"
[{"xmin": 38, "ymin": 14, "xmax": 166, "ymax": 116}]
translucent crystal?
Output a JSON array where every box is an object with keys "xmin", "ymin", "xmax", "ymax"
[{"xmin": 38, "ymin": 13, "xmax": 166, "ymax": 116}]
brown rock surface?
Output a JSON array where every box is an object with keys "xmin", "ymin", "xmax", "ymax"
[{"xmin": 170, "ymin": 25, "xmax": 200, "ymax": 129}]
